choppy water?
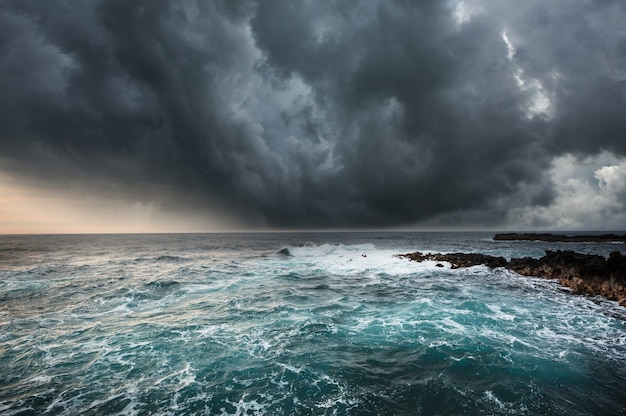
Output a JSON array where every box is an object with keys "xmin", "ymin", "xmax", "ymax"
[{"xmin": 1, "ymin": 232, "xmax": 625, "ymax": 415}]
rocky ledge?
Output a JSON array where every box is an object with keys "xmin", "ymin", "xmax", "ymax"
[
  {"xmin": 493, "ymin": 232, "xmax": 626, "ymax": 243},
  {"xmin": 399, "ymin": 250, "xmax": 626, "ymax": 307}
]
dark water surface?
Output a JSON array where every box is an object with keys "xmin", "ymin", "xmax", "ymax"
[{"xmin": 1, "ymin": 232, "xmax": 625, "ymax": 415}]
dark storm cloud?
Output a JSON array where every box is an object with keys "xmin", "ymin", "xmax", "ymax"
[{"xmin": 0, "ymin": 0, "xmax": 625, "ymax": 228}]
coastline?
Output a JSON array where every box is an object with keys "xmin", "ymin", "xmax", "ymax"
[{"xmin": 399, "ymin": 249, "xmax": 626, "ymax": 307}]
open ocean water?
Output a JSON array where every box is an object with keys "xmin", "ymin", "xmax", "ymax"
[{"xmin": 0, "ymin": 232, "xmax": 625, "ymax": 415}]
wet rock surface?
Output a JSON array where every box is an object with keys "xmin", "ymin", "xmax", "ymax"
[
  {"xmin": 399, "ymin": 250, "xmax": 626, "ymax": 307},
  {"xmin": 400, "ymin": 252, "xmax": 508, "ymax": 269}
]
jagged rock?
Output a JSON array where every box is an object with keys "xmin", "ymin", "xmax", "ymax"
[
  {"xmin": 508, "ymin": 250, "xmax": 626, "ymax": 305},
  {"xmin": 493, "ymin": 233, "xmax": 626, "ymax": 243},
  {"xmin": 277, "ymin": 247, "xmax": 292, "ymax": 256},
  {"xmin": 399, "ymin": 252, "xmax": 507, "ymax": 269},
  {"xmin": 399, "ymin": 249, "xmax": 626, "ymax": 306}
]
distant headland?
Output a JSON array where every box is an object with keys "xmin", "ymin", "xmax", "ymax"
[{"xmin": 493, "ymin": 233, "xmax": 626, "ymax": 243}]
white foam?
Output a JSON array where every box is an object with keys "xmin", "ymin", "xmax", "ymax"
[
  {"xmin": 274, "ymin": 243, "xmax": 427, "ymax": 278},
  {"xmin": 486, "ymin": 305, "xmax": 516, "ymax": 321},
  {"xmin": 220, "ymin": 393, "xmax": 271, "ymax": 416},
  {"xmin": 28, "ymin": 374, "xmax": 53, "ymax": 384},
  {"xmin": 154, "ymin": 362, "xmax": 195, "ymax": 387},
  {"xmin": 277, "ymin": 362, "xmax": 306, "ymax": 374},
  {"xmin": 484, "ymin": 390, "xmax": 506, "ymax": 409},
  {"xmin": 440, "ymin": 317, "xmax": 467, "ymax": 334},
  {"xmin": 193, "ymin": 323, "xmax": 230, "ymax": 338}
]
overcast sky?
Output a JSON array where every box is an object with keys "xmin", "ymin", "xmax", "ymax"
[{"xmin": 1, "ymin": 0, "xmax": 625, "ymax": 233}]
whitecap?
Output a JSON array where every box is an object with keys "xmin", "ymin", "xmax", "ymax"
[
  {"xmin": 484, "ymin": 390, "xmax": 506, "ymax": 409},
  {"xmin": 440, "ymin": 317, "xmax": 468, "ymax": 334},
  {"xmin": 220, "ymin": 393, "xmax": 272, "ymax": 416},
  {"xmin": 486, "ymin": 304, "xmax": 516, "ymax": 321}
]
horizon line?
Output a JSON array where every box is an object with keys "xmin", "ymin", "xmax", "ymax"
[{"xmin": 1, "ymin": 229, "xmax": 625, "ymax": 237}]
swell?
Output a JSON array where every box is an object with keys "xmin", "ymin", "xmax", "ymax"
[{"xmin": 1, "ymin": 235, "xmax": 626, "ymax": 415}]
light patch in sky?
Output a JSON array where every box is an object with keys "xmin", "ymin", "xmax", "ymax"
[
  {"xmin": 501, "ymin": 31, "xmax": 552, "ymax": 119},
  {"xmin": 450, "ymin": 0, "xmax": 475, "ymax": 25},
  {"xmin": 509, "ymin": 153, "xmax": 626, "ymax": 230},
  {"xmin": 0, "ymin": 175, "xmax": 153, "ymax": 233},
  {"xmin": 501, "ymin": 31, "xmax": 516, "ymax": 61},
  {"xmin": 0, "ymin": 173, "xmax": 234, "ymax": 234}
]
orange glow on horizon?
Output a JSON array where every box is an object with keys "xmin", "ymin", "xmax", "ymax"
[{"xmin": 0, "ymin": 173, "xmax": 233, "ymax": 234}]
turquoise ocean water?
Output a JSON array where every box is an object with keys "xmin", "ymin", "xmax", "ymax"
[{"xmin": 1, "ymin": 232, "xmax": 625, "ymax": 415}]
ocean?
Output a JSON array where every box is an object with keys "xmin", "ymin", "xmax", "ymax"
[{"xmin": 0, "ymin": 232, "xmax": 625, "ymax": 415}]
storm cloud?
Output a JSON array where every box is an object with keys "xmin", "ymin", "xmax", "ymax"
[{"xmin": 1, "ymin": 0, "xmax": 625, "ymax": 229}]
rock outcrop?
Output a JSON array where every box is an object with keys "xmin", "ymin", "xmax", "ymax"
[
  {"xmin": 399, "ymin": 250, "xmax": 626, "ymax": 306},
  {"xmin": 400, "ymin": 252, "xmax": 508, "ymax": 269},
  {"xmin": 507, "ymin": 250, "xmax": 626, "ymax": 306},
  {"xmin": 493, "ymin": 233, "xmax": 626, "ymax": 243}
]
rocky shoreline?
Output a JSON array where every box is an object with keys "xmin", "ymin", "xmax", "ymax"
[
  {"xmin": 399, "ymin": 250, "xmax": 626, "ymax": 307},
  {"xmin": 493, "ymin": 232, "xmax": 626, "ymax": 243}
]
